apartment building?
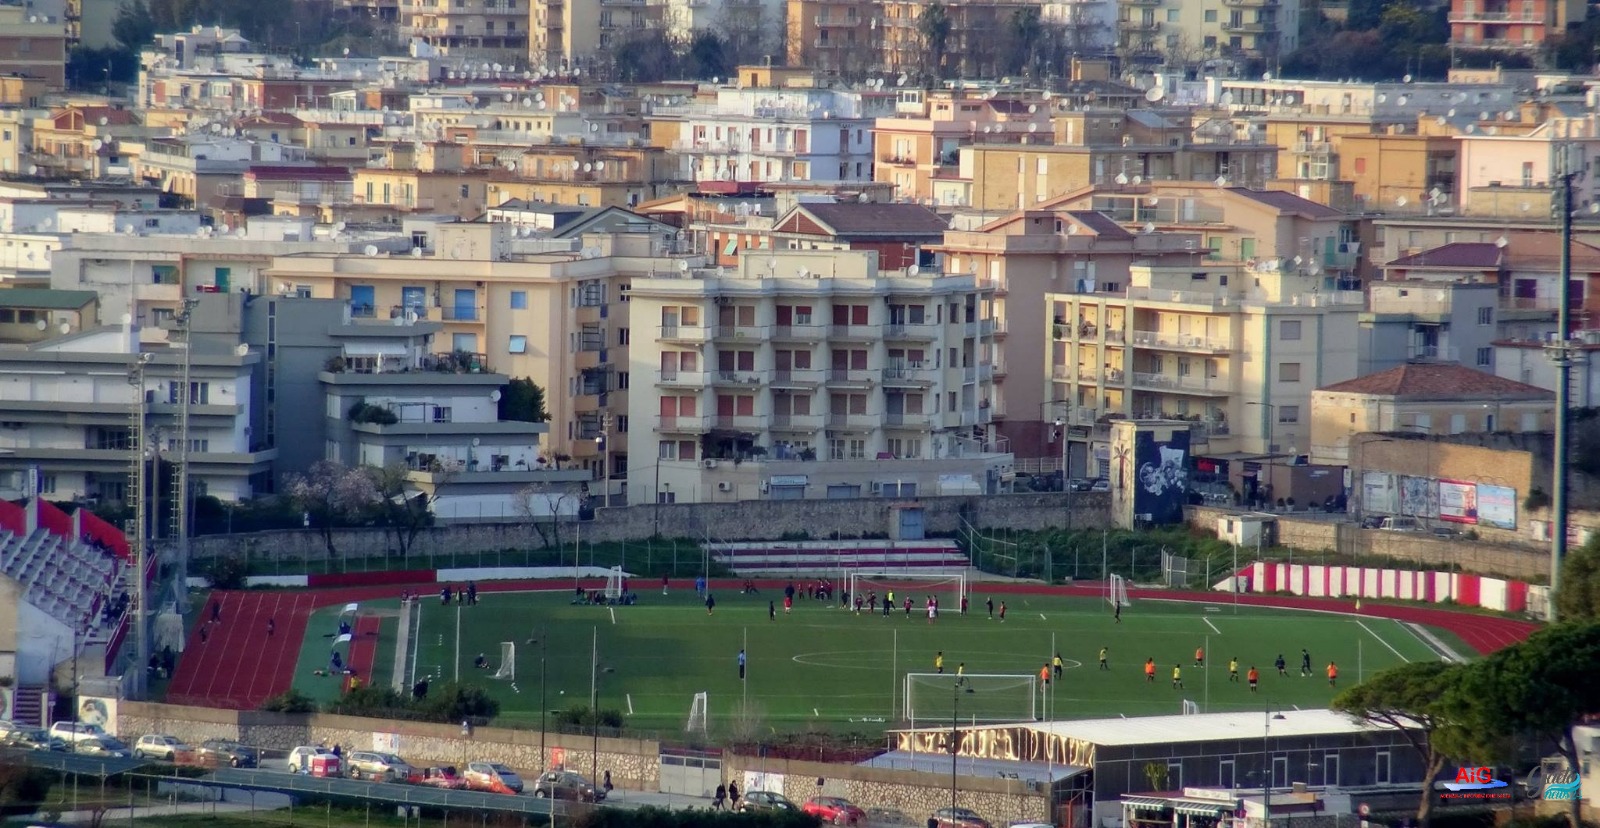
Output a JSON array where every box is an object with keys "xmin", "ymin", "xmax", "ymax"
[
  {"xmin": 1114, "ymin": 0, "xmax": 1299, "ymax": 67},
  {"xmin": 1357, "ymin": 281, "xmax": 1507, "ymax": 376},
  {"xmin": 1044, "ymin": 262, "xmax": 1364, "ymax": 476},
  {"xmin": 401, "ymin": 0, "xmax": 529, "ymax": 57},
  {"xmin": 784, "ymin": 0, "xmax": 874, "ymax": 76},
  {"xmin": 530, "ymin": 0, "xmax": 659, "ymax": 72},
  {"xmin": 352, "ymin": 143, "xmax": 491, "ymax": 217},
  {"xmin": 701, "ymin": 202, "xmax": 947, "ymax": 269},
  {"xmin": 1309, "ymin": 363, "xmax": 1553, "ymax": 467},
  {"xmin": 959, "ymin": 112, "xmax": 1277, "ymax": 212},
  {"xmin": 1331, "ymin": 130, "xmax": 1458, "ymax": 214},
  {"xmin": 1449, "ymin": 0, "xmax": 1583, "ymax": 51},
  {"xmin": 627, "ymin": 248, "xmax": 1007, "ymax": 504},
  {"xmin": 1456, "ymin": 119, "xmax": 1600, "ymax": 210},
  {"xmin": 28, "ymin": 105, "xmax": 142, "ymax": 179},
  {"xmin": 1378, "ymin": 235, "xmax": 1588, "ymax": 333},
  {"xmin": 0, "ymin": 324, "xmax": 272, "ymax": 504},
  {"xmin": 133, "ymin": 136, "xmax": 310, "ymax": 208},
  {"xmin": 872, "ymin": 92, "xmax": 1054, "ymax": 206},
  {"xmin": 0, "ymin": 7, "xmax": 68, "ymax": 90}
]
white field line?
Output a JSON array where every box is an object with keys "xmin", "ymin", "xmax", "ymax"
[{"xmin": 1355, "ymin": 618, "xmax": 1410, "ymax": 662}]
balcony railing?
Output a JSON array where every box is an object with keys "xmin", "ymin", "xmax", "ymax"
[
  {"xmin": 882, "ymin": 366, "xmax": 937, "ymax": 384},
  {"xmin": 714, "ymin": 370, "xmax": 766, "ymax": 386},
  {"xmin": 655, "ymin": 415, "xmax": 710, "ymax": 432},
  {"xmin": 1292, "ymin": 141, "xmax": 1332, "ymax": 155},
  {"xmin": 827, "ymin": 413, "xmax": 878, "ymax": 429},
  {"xmin": 659, "ymin": 324, "xmax": 711, "ymax": 342},
  {"xmin": 655, "ymin": 369, "xmax": 707, "ymax": 386},
  {"xmin": 439, "ymin": 305, "xmax": 485, "ymax": 322},
  {"xmin": 1130, "ymin": 330, "xmax": 1231, "ymax": 352},
  {"xmin": 771, "ymin": 413, "xmax": 825, "ymax": 430},
  {"xmin": 772, "ymin": 324, "xmax": 826, "ymax": 340},
  {"xmin": 714, "ymin": 324, "xmax": 768, "ymax": 340},
  {"xmin": 1222, "ymin": 19, "xmax": 1274, "ymax": 31},
  {"xmin": 712, "ymin": 414, "xmax": 767, "ymax": 431},
  {"xmin": 826, "ymin": 369, "xmax": 875, "ymax": 385},
  {"xmin": 1407, "ymin": 344, "xmax": 1460, "ymax": 362},
  {"xmin": 886, "ymin": 323, "xmax": 939, "ymax": 340},
  {"xmin": 1130, "ymin": 372, "xmax": 1229, "ymax": 393},
  {"xmin": 348, "ymin": 303, "xmax": 377, "ymax": 318},
  {"xmin": 771, "ymin": 369, "xmax": 825, "ymax": 386},
  {"xmin": 829, "ymin": 324, "xmax": 877, "ymax": 339}
]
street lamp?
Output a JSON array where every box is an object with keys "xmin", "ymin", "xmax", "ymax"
[
  {"xmin": 1263, "ymin": 707, "xmax": 1286, "ymax": 828},
  {"xmin": 589, "ymin": 626, "xmax": 614, "ymax": 789},
  {"xmin": 529, "ymin": 629, "xmax": 549, "ymax": 772},
  {"xmin": 950, "ymin": 677, "xmax": 972, "ymax": 815},
  {"xmin": 1053, "ymin": 417, "xmax": 1074, "ymax": 530},
  {"xmin": 125, "ymin": 352, "xmax": 153, "ymax": 700}
]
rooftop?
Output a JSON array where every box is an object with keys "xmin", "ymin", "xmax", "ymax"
[
  {"xmin": 0, "ymin": 288, "xmax": 98, "ymax": 310},
  {"xmin": 1317, "ymin": 362, "xmax": 1553, "ymax": 400},
  {"xmin": 894, "ymin": 708, "xmax": 1392, "ymax": 746},
  {"xmin": 1227, "ymin": 188, "xmax": 1347, "ymax": 220},
  {"xmin": 795, "ymin": 202, "xmax": 950, "ymax": 237}
]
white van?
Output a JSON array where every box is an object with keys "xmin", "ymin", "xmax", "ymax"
[{"xmin": 1378, "ymin": 516, "xmax": 1421, "ymax": 532}]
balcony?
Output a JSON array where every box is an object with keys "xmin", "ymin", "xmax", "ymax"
[
  {"xmin": 711, "ymin": 414, "xmax": 768, "ymax": 431},
  {"xmin": 439, "ymin": 305, "xmax": 486, "ymax": 323},
  {"xmin": 881, "ymin": 366, "xmax": 937, "ymax": 386},
  {"xmin": 1407, "ymin": 344, "xmax": 1460, "ymax": 362},
  {"xmin": 1130, "ymin": 372, "xmax": 1231, "ymax": 395},
  {"xmin": 659, "ymin": 324, "xmax": 712, "ymax": 342},
  {"xmin": 826, "ymin": 369, "xmax": 875, "ymax": 387},
  {"xmin": 656, "ymin": 415, "xmax": 711, "ymax": 433},
  {"xmin": 771, "ymin": 324, "xmax": 826, "ymax": 341},
  {"xmin": 1449, "ymin": 9, "xmax": 1512, "ymax": 20},
  {"xmin": 770, "ymin": 413, "xmax": 825, "ymax": 430},
  {"xmin": 713, "ymin": 370, "xmax": 767, "ymax": 387},
  {"xmin": 884, "ymin": 412, "xmax": 930, "ymax": 427},
  {"xmin": 1118, "ymin": 17, "xmax": 1162, "ymax": 30},
  {"xmin": 880, "ymin": 154, "xmax": 917, "ymax": 166},
  {"xmin": 814, "ymin": 14, "xmax": 859, "ymax": 25},
  {"xmin": 348, "ymin": 303, "xmax": 377, "ymax": 319},
  {"xmin": 1130, "ymin": 330, "xmax": 1231, "ymax": 352},
  {"xmin": 1223, "ymin": 0, "xmax": 1279, "ymax": 6},
  {"xmin": 962, "ymin": 364, "xmax": 996, "ymax": 382},
  {"xmin": 771, "ymin": 369, "xmax": 824, "ymax": 388},
  {"xmin": 885, "ymin": 322, "xmax": 939, "ymax": 341},
  {"xmin": 1292, "ymin": 141, "xmax": 1332, "ymax": 155},
  {"xmin": 1222, "ymin": 18, "xmax": 1274, "ymax": 31},
  {"xmin": 714, "ymin": 324, "xmax": 768, "ymax": 341},
  {"xmin": 829, "ymin": 324, "xmax": 878, "ymax": 341},
  {"xmin": 827, "ymin": 413, "xmax": 878, "ymax": 429},
  {"xmin": 1118, "ymin": 0, "xmax": 1162, "ymax": 6},
  {"xmin": 965, "ymin": 319, "xmax": 1000, "ymax": 337},
  {"xmin": 391, "ymin": 304, "xmax": 430, "ymax": 320},
  {"xmin": 655, "ymin": 369, "xmax": 707, "ymax": 387}
]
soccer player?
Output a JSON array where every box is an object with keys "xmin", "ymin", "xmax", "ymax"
[
  {"xmin": 986, "ymin": 597, "xmax": 994, "ymax": 619},
  {"xmin": 998, "ymin": 601, "xmax": 1008, "ymax": 622},
  {"xmin": 904, "ymin": 596, "xmax": 914, "ymax": 617},
  {"xmin": 935, "ymin": 651, "xmax": 944, "ymax": 674},
  {"xmin": 1327, "ymin": 661, "xmax": 1338, "ymax": 686},
  {"xmin": 1114, "ymin": 601, "xmax": 1121, "ymax": 623},
  {"xmin": 1300, "ymin": 649, "xmax": 1312, "ymax": 677},
  {"xmin": 960, "ymin": 595, "xmax": 969, "ymax": 616},
  {"xmin": 1228, "ymin": 657, "xmax": 1239, "ymax": 682},
  {"xmin": 737, "ymin": 649, "xmax": 746, "ymax": 680},
  {"xmin": 1171, "ymin": 664, "xmax": 1184, "ymax": 689},
  {"xmin": 769, "ymin": 601, "xmax": 776, "ymax": 621},
  {"xmin": 705, "ymin": 593, "xmax": 716, "ymax": 615},
  {"xmin": 868, "ymin": 592, "xmax": 878, "ymax": 613},
  {"xmin": 787, "ymin": 595, "xmax": 796, "ymax": 614},
  {"xmin": 1275, "ymin": 653, "xmax": 1287, "ymax": 677},
  {"xmin": 1247, "ymin": 665, "xmax": 1259, "ymax": 692},
  {"xmin": 1053, "ymin": 653, "xmax": 1064, "ymax": 680},
  {"xmin": 1194, "ymin": 647, "xmax": 1205, "ymax": 667},
  {"xmin": 1099, "ymin": 647, "xmax": 1109, "ymax": 670},
  {"xmin": 1039, "ymin": 663, "xmax": 1051, "ymax": 688},
  {"xmin": 957, "ymin": 662, "xmax": 965, "ymax": 676},
  {"xmin": 1144, "ymin": 658, "xmax": 1156, "ymax": 683},
  {"xmin": 927, "ymin": 601, "xmax": 937, "ymax": 624}
]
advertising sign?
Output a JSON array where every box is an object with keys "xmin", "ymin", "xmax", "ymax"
[
  {"xmin": 1399, "ymin": 476, "xmax": 1438, "ymax": 518},
  {"xmin": 1361, "ymin": 471, "xmax": 1398, "ymax": 514},
  {"xmin": 1477, "ymin": 484, "xmax": 1516, "ymax": 529},
  {"xmin": 1438, "ymin": 480, "xmax": 1479, "ymax": 524}
]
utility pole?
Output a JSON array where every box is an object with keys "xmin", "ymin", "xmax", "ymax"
[
  {"xmin": 1548, "ymin": 149, "xmax": 1582, "ymax": 621},
  {"xmin": 126, "ymin": 353, "xmax": 153, "ymax": 700},
  {"xmin": 596, "ymin": 412, "xmax": 613, "ymax": 509},
  {"xmin": 172, "ymin": 298, "xmax": 197, "ymax": 609}
]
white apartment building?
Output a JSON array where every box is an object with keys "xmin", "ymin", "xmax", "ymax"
[
  {"xmin": 1045, "ymin": 262, "xmax": 1363, "ymax": 475},
  {"xmin": 0, "ymin": 325, "xmax": 270, "ymax": 504},
  {"xmin": 627, "ymin": 249, "xmax": 1011, "ymax": 504},
  {"xmin": 655, "ymin": 86, "xmax": 890, "ymax": 185}
]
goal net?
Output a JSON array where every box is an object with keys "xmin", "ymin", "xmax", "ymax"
[
  {"xmin": 603, "ymin": 566, "xmax": 626, "ymax": 600},
  {"xmin": 686, "ymin": 692, "xmax": 709, "ymax": 735},
  {"xmin": 1181, "ymin": 699, "xmax": 1200, "ymax": 715},
  {"xmin": 903, "ymin": 673, "xmax": 1037, "ymax": 725},
  {"xmin": 490, "ymin": 642, "xmax": 515, "ymax": 680},
  {"xmin": 1109, "ymin": 574, "xmax": 1132, "ymax": 608},
  {"xmin": 847, "ymin": 572, "xmax": 967, "ymax": 609}
]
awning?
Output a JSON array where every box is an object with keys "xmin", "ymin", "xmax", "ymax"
[
  {"xmin": 722, "ymin": 239, "xmax": 738, "ymax": 256},
  {"xmin": 342, "ymin": 342, "xmax": 406, "ymax": 357},
  {"xmin": 1122, "ymin": 797, "xmax": 1171, "ymax": 811},
  {"xmin": 1172, "ymin": 801, "xmax": 1233, "ymax": 817}
]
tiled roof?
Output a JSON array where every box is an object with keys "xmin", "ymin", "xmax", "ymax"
[
  {"xmin": 800, "ymin": 202, "xmax": 949, "ymax": 237},
  {"xmin": 1227, "ymin": 188, "xmax": 1346, "ymax": 219},
  {"xmin": 1066, "ymin": 210, "xmax": 1134, "ymax": 239},
  {"xmin": 1386, "ymin": 242, "xmax": 1503, "ymax": 269},
  {"xmin": 1318, "ymin": 363, "xmax": 1552, "ymax": 400}
]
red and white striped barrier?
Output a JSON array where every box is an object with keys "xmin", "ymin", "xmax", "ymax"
[{"xmin": 1218, "ymin": 562, "xmax": 1544, "ymax": 615}]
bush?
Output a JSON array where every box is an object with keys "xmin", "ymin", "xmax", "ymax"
[
  {"xmin": 200, "ymin": 555, "xmax": 249, "ymax": 590},
  {"xmin": 347, "ymin": 402, "xmax": 398, "ymax": 425},
  {"xmin": 325, "ymin": 682, "xmax": 499, "ymax": 724},
  {"xmin": 0, "ymin": 761, "xmax": 52, "ymax": 816},
  {"xmin": 553, "ymin": 705, "xmax": 625, "ymax": 729},
  {"xmin": 259, "ymin": 689, "xmax": 316, "ymax": 713}
]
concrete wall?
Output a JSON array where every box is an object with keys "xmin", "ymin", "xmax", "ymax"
[
  {"xmin": 187, "ymin": 492, "xmax": 1108, "ymax": 564},
  {"xmin": 725, "ymin": 754, "xmax": 1048, "ymax": 826}
]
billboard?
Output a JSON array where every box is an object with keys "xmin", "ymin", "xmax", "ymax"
[
  {"xmin": 1399, "ymin": 476, "xmax": 1439, "ymax": 518},
  {"xmin": 1437, "ymin": 480, "xmax": 1479, "ymax": 524},
  {"xmin": 1478, "ymin": 484, "xmax": 1517, "ymax": 529},
  {"xmin": 1361, "ymin": 471, "xmax": 1398, "ymax": 514},
  {"xmin": 1133, "ymin": 427, "xmax": 1190, "ymax": 525}
]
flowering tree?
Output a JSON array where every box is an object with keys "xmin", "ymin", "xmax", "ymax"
[{"xmin": 285, "ymin": 460, "xmax": 381, "ymax": 560}]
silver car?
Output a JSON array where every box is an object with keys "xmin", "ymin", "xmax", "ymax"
[{"xmin": 345, "ymin": 751, "xmax": 414, "ymax": 782}]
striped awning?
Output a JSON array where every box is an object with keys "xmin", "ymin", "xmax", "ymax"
[
  {"xmin": 1122, "ymin": 797, "xmax": 1171, "ymax": 811},
  {"xmin": 1121, "ymin": 798, "xmax": 1233, "ymax": 817}
]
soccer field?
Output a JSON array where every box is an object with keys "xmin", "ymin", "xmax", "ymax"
[{"xmin": 295, "ymin": 585, "xmax": 1446, "ymax": 733}]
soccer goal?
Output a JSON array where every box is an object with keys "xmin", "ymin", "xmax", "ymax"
[
  {"xmin": 1181, "ymin": 699, "xmax": 1200, "ymax": 715},
  {"xmin": 1108, "ymin": 574, "xmax": 1132, "ymax": 608},
  {"xmin": 847, "ymin": 571, "xmax": 967, "ymax": 608},
  {"xmin": 902, "ymin": 673, "xmax": 1037, "ymax": 726},
  {"xmin": 603, "ymin": 567, "xmax": 626, "ymax": 601},
  {"xmin": 490, "ymin": 642, "xmax": 515, "ymax": 681},
  {"xmin": 685, "ymin": 692, "xmax": 709, "ymax": 735}
]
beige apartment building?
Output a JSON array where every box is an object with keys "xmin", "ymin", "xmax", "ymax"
[
  {"xmin": 626, "ymin": 248, "xmax": 1008, "ymax": 504},
  {"xmin": 401, "ymin": 0, "xmax": 530, "ymax": 57},
  {"xmin": 1045, "ymin": 262, "xmax": 1365, "ymax": 477},
  {"xmin": 872, "ymin": 92, "xmax": 1053, "ymax": 206},
  {"xmin": 262, "ymin": 222, "xmax": 700, "ymax": 492},
  {"xmin": 531, "ymin": 0, "xmax": 657, "ymax": 72}
]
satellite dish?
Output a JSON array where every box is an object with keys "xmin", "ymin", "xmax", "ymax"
[
  {"xmin": 1028, "ymin": 104, "xmax": 1037, "ymax": 113},
  {"xmin": 59, "ymin": 321, "xmax": 70, "ymax": 335},
  {"xmin": 235, "ymin": 343, "xmax": 249, "ymax": 357},
  {"xmin": 1292, "ymin": 255, "xmax": 1303, "ymax": 266},
  {"xmin": 595, "ymin": 160, "xmax": 606, "ymax": 171},
  {"xmin": 1403, "ymin": 74, "xmax": 1414, "ymax": 83},
  {"xmin": 1115, "ymin": 173, "xmax": 1129, "ymax": 185},
  {"xmin": 34, "ymin": 318, "xmax": 46, "ymax": 331},
  {"xmin": 1215, "ymin": 176, "xmax": 1228, "ymax": 187},
  {"xmin": 1146, "ymin": 197, "xmax": 1160, "ymax": 206},
  {"xmin": 410, "ymin": 247, "xmax": 424, "ymax": 258},
  {"xmin": 1143, "ymin": 222, "xmax": 1156, "ymax": 234},
  {"xmin": 1145, "ymin": 87, "xmax": 1164, "ymax": 103},
  {"xmin": 334, "ymin": 221, "xmax": 347, "ymax": 233},
  {"xmin": 1396, "ymin": 196, "xmax": 1409, "ymax": 207},
  {"xmin": 908, "ymin": 264, "xmax": 921, "ymax": 276},
  {"xmin": 490, "ymin": 389, "xmax": 502, "ymax": 402},
  {"xmin": 897, "ymin": 74, "xmax": 908, "ymax": 87},
  {"xmin": 26, "ymin": 165, "xmax": 37, "ymax": 175},
  {"xmin": 1377, "ymin": 93, "xmax": 1387, "ymax": 103},
  {"xmin": 219, "ymin": 223, "xmax": 231, "ymax": 234},
  {"xmin": 92, "ymin": 140, "xmax": 104, "ymax": 151},
  {"xmin": 1028, "ymin": 124, "xmax": 1038, "ymax": 133},
  {"xmin": 1066, "ymin": 224, "xmax": 1078, "ymax": 235},
  {"xmin": 121, "ymin": 312, "xmax": 133, "ymax": 325},
  {"xmin": 1496, "ymin": 236, "xmax": 1509, "ymax": 248},
  {"xmin": 1263, "ymin": 71, "xmax": 1273, "ymax": 81},
  {"xmin": 364, "ymin": 244, "xmax": 379, "ymax": 257},
  {"xmin": 678, "ymin": 259, "xmax": 690, "ymax": 272},
  {"xmin": 503, "ymin": 92, "xmax": 514, "ymax": 102},
  {"xmin": 1447, "ymin": 108, "xmax": 1456, "ymax": 117},
  {"xmin": 584, "ymin": 162, "xmax": 593, "ymax": 172},
  {"xmin": 1132, "ymin": 175, "xmax": 1143, "ymax": 185}
]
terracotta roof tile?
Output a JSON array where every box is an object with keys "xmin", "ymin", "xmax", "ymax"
[
  {"xmin": 1385, "ymin": 242, "xmax": 1503, "ymax": 269},
  {"xmin": 1317, "ymin": 363, "xmax": 1552, "ymax": 399},
  {"xmin": 799, "ymin": 202, "xmax": 949, "ymax": 237}
]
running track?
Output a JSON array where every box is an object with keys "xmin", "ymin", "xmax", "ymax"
[{"xmin": 166, "ymin": 578, "xmax": 1539, "ymax": 710}]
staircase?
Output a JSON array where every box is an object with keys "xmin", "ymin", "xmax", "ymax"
[{"xmin": 10, "ymin": 685, "xmax": 47, "ymax": 727}]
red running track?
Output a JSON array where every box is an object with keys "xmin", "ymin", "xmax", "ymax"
[
  {"xmin": 345, "ymin": 615, "xmax": 381, "ymax": 686},
  {"xmin": 166, "ymin": 577, "xmax": 1538, "ymax": 710}
]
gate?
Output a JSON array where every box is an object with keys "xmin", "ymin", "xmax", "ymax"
[{"xmin": 658, "ymin": 747, "xmax": 722, "ymax": 797}]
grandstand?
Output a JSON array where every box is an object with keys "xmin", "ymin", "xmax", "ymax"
[
  {"xmin": 708, "ymin": 539, "xmax": 968, "ymax": 575},
  {"xmin": 0, "ymin": 498, "xmax": 136, "ymax": 725}
]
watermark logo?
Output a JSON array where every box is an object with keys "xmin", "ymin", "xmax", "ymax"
[
  {"xmin": 1441, "ymin": 767, "xmax": 1510, "ymax": 800},
  {"xmin": 1541, "ymin": 769, "xmax": 1580, "ymax": 801}
]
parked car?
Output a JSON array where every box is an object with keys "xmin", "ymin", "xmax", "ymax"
[
  {"xmin": 738, "ymin": 791, "xmax": 798, "ymax": 813},
  {"xmin": 346, "ymin": 751, "xmax": 414, "ymax": 782},
  {"xmin": 933, "ymin": 807, "xmax": 993, "ymax": 828},
  {"xmin": 133, "ymin": 734, "xmax": 191, "ymax": 761},
  {"xmin": 531, "ymin": 769, "xmax": 602, "ymax": 801},
  {"xmin": 48, "ymin": 721, "xmax": 107, "ymax": 746},
  {"xmin": 286, "ymin": 746, "xmax": 341, "ymax": 775},
  {"xmin": 196, "ymin": 739, "xmax": 257, "ymax": 768},
  {"xmin": 2, "ymin": 727, "xmax": 66, "ymax": 752},
  {"xmin": 1088, "ymin": 479, "xmax": 1110, "ymax": 493},
  {"xmin": 411, "ymin": 766, "xmax": 468, "ymax": 789},
  {"xmin": 1378, "ymin": 516, "xmax": 1421, "ymax": 532},
  {"xmin": 76, "ymin": 736, "xmax": 130, "ymax": 758},
  {"xmin": 1430, "ymin": 526, "xmax": 1460, "ymax": 538},
  {"xmin": 803, "ymin": 796, "xmax": 867, "ymax": 825},
  {"xmin": 464, "ymin": 761, "xmax": 525, "ymax": 795}
]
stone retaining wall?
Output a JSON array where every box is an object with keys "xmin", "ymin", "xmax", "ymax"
[{"xmin": 725, "ymin": 754, "xmax": 1049, "ymax": 825}]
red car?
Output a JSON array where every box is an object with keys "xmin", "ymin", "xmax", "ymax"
[
  {"xmin": 803, "ymin": 796, "xmax": 867, "ymax": 825},
  {"xmin": 410, "ymin": 766, "xmax": 468, "ymax": 789}
]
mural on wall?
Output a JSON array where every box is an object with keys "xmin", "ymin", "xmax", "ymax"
[
  {"xmin": 1134, "ymin": 428, "xmax": 1190, "ymax": 524},
  {"xmin": 78, "ymin": 696, "xmax": 115, "ymax": 733},
  {"xmin": 1399, "ymin": 476, "xmax": 1439, "ymax": 518},
  {"xmin": 1438, "ymin": 480, "xmax": 1480, "ymax": 524},
  {"xmin": 1478, "ymin": 484, "xmax": 1517, "ymax": 529}
]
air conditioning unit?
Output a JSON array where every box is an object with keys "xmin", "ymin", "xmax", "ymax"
[
  {"xmin": 702, "ymin": 459, "xmax": 718, "ymax": 469},
  {"xmin": 717, "ymin": 481, "xmax": 733, "ymax": 492},
  {"xmin": 869, "ymin": 482, "xmax": 883, "ymax": 495}
]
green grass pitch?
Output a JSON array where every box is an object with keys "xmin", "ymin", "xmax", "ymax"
[{"xmin": 290, "ymin": 587, "xmax": 1447, "ymax": 733}]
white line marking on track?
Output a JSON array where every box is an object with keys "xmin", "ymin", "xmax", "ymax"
[
  {"xmin": 1356, "ymin": 618, "xmax": 1410, "ymax": 662},
  {"xmin": 609, "ymin": 607, "xmax": 616, "ymax": 624},
  {"xmin": 1203, "ymin": 616, "xmax": 1221, "ymax": 635}
]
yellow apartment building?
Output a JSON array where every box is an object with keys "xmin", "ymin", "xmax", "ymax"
[
  {"xmin": 873, "ymin": 93, "xmax": 1052, "ymax": 205},
  {"xmin": 401, "ymin": 0, "xmax": 530, "ymax": 57},
  {"xmin": 786, "ymin": 0, "xmax": 874, "ymax": 76}
]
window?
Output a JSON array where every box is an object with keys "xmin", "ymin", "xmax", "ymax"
[
  {"xmin": 1476, "ymin": 347, "xmax": 1492, "ymax": 366},
  {"xmin": 1203, "ymin": 8, "xmax": 1217, "ymax": 20},
  {"xmin": 1278, "ymin": 362, "xmax": 1301, "ymax": 382},
  {"xmin": 1477, "ymin": 306, "xmax": 1492, "ymax": 325},
  {"xmin": 1450, "ymin": 413, "xmax": 1467, "ymax": 434},
  {"xmin": 1278, "ymin": 405, "xmax": 1300, "ymax": 423},
  {"xmin": 432, "ymin": 405, "xmax": 453, "ymax": 423},
  {"xmin": 510, "ymin": 290, "xmax": 528, "ymax": 309},
  {"xmin": 460, "ymin": 184, "xmax": 471, "ymax": 198},
  {"xmin": 168, "ymin": 381, "xmax": 211, "ymax": 405},
  {"xmin": 1166, "ymin": 8, "xmax": 1179, "ymax": 20},
  {"xmin": 509, "ymin": 335, "xmax": 528, "ymax": 353},
  {"xmin": 1280, "ymin": 320, "xmax": 1302, "ymax": 341}
]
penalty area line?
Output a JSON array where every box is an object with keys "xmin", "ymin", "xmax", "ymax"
[
  {"xmin": 1356, "ymin": 618, "xmax": 1410, "ymax": 662},
  {"xmin": 1203, "ymin": 616, "xmax": 1221, "ymax": 635}
]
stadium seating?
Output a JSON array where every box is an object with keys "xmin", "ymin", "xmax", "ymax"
[{"xmin": 0, "ymin": 523, "xmax": 125, "ymax": 635}]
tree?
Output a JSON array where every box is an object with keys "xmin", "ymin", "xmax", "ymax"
[
  {"xmin": 1003, "ymin": 7, "xmax": 1044, "ymax": 77},
  {"xmin": 499, "ymin": 377, "xmax": 549, "ymax": 423},
  {"xmin": 918, "ymin": 1, "xmax": 952, "ymax": 82},
  {"xmin": 1331, "ymin": 661, "xmax": 1476, "ymax": 828},
  {"xmin": 684, "ymin": 30, "xmax": 732, "ymax": 80},
  {"xmin": 284, "ymin": 460, "xmax": 381, "ymax": 559},
  {"xmin": 367, "ymin": 462, "xmax": 440, "ymax": 558},
  {"xmin": 610, "ymin": 30, "xmax": 681, "ymax": 82},
  {"xmin": 1461, "ymin": 622, "xmax": 1600, "ymax": 828},
  {"xmin": 1554, "ymin": 537, "xmax": 1600, "ymax": 622},
  {"xmin": 514, "ymin": 483, "xmax": 574, "ymax": 550},
  {"xmin": 111, "ymin": 0, "xmax": 157, "ymax": 50}
]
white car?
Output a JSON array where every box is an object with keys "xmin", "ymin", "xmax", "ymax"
[
  {"xmin": 133, "ymin": 734, "xmax": 190, "ymax": 761},
  {"xmin": 287, "ymin": 746, "xmax": 338, "ymax": 774},
  {"xmin": 48, "ymin": 721, "xmax": 107, "ymax": 746}
]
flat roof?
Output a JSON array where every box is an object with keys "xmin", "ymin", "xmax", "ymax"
[
  {"xmin": 862, "ymin": 751, "xmax": 1087, "ymax": 782},
  {"xmin": 897, "ymin": 709, "xmax": 1390, "ymax": 747},
  {"xmin": 0, "ymin": 289, "xmax": 97, "ymax": 310}
]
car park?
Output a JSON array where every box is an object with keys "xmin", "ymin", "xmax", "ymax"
[
  {"xmin": 196, "ymin": 739, "xmax": 257, "ymax": 768},
  {"xmin": 933, "ymin": 806, "xmax": 993, "ymax": 828},
  {"xmin": 345, "ymin": 751, "xmax": 414, "ymax": 782},
  {"xmin": 738, "ymin": 790, "xmax": 798, "ymax": 813},
  {"xmin": 133, "ymin": 734, "xmax": 190, "ymax": 761},
  {"xmin": 464, "ymin": 761, "xmax": 524, "ymax": 795},
  {"xmin": 803, "ymin": 796, "xmax": 867, "ymax": 825},
  {"xmin": 531, "ymin": 769, "xmax": 602, "ymax": 801},
  {"xmin": 2, "ymin": 727, "xmax": 66, "ymax": 752}
]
